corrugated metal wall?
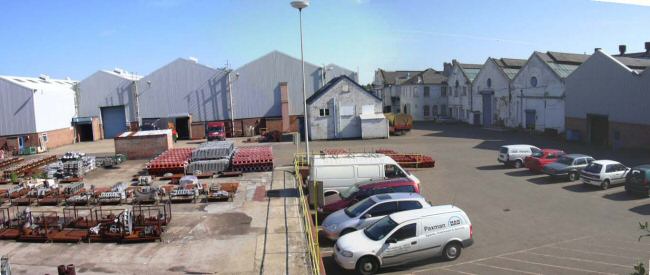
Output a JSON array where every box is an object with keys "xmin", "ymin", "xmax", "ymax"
[
  {"xmin": 0, "ymin": 79, "xmax": 36, "ymax": 136},
  {"xmin": 232, "ymin": 51, "xmax": 355, "ymax": 119},
  {"xmin": 78, "ymin": 71, "xmax": 136, "ymax": 122},
  {"xmin": 33, "ymin": 84, "xmax": 76, "ymax": 133},
  {"xmin": 138, "ymin": 58, "xmax": 230, "ymax": 122}
]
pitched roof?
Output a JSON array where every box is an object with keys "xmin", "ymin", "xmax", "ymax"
[
  {"xmin": 100, "ymin": 69, "xmax": 142, "ymax": 81},
  {"xmin": 378, "ymin": 70, "xmax": 422, "ymax": 85},
  {"xmin": 0, "ymin": 75, "xmax": 77, "ymax": 91},
  {"xmin": 492, "ymin": 58, "xmax": 527, "ymax": 80},
  {"xmin": 534, "ymin": 51, "xmax": 590, "ymax": 79},
  {"xmin": 306, "ymin": 75, "xmax": 380, "ymax": 104},
  {"xmin": 613, "ymin": 56, "xmax": 650, "ymax": 70},
  {"xmin": 401, "ymin": 68, "xmax": 447, "ymax": 85}
]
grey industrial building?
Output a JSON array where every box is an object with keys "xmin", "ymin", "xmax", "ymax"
[
  {"xmin": 76, "ymin": 51, "xmax": 356, "ymax": 140},
  {"xmin": 307, "ymin": 75, "xmax": 387, "ymax": 140},
  {"xmin": 565, "ymin": 49, "xmax": 650, "ymax": 149}
]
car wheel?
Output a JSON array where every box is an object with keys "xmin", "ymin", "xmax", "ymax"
[
  {"xmin": 340, "ymin": 228, "xmax": 355, "ymax": 237},
  {"xmin": 443, "ymin": 242, "xmax": 462, "ymax": 261},
  {"xmin": 356, "ymin": 256, "xmax": 379, "ymax": 275},
  {"xmin": 514, "ymin": 160, "xmax": 523, "ymax": 169},
  {"xmin": 568, "ymin": 172, "xmax": 578, "ymax": 182},
  {"xmin": 601, "ymin": 180, "xmax": 610, "ymax": 190}
]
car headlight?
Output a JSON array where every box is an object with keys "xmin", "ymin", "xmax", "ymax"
[
  {"xmin": 340, "ymin": 250, "xmax": 353, "ymax": 257},
  {"xmin": 326, "ymin": 223, "xmax": 338, "ymax": 231}
]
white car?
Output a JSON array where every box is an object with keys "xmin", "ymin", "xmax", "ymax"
[
  {"xmin": 497, "ymin": 144, "xmax": 540, "ymax": 168},
  {"xmin": 581, "ymin": 160, "xmax": 630, "ymax": 189},
  {"xmin": 334, "ymin": 205, "xmax": 473, "ymax": 275}
]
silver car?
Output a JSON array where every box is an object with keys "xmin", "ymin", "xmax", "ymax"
[{"xmin": 321, "ymin": 193, "xmax": 429, "ymax": 240}]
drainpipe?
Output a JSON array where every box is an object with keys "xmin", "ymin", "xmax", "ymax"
[{"xmin": 227, "ymin": 70, "xmax": 236, "ymax": 137}]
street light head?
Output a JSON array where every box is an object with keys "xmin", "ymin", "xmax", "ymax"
[{"xmin": 290, "ymin": 0, "xmax": 309, "ymax": 10}]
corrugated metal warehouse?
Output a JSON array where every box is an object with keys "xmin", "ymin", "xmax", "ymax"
[
  {"xmin": 0, "ymin": 75, "xmax": 77, "ymax": 153},
  {"xmin": 77, "ymin": 51, "xmax": 356, "ymax": 140},
  {"xmin": 306, "ymin": 75, "xmax": 386, "ymax": 140}
]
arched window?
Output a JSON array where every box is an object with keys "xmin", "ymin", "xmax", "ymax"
[
  {"xmin": 487, "ymin": 78, "xmax": 492, "ymax": 88},
  {"xmin": 530, "ymin": 76, "xmax": 538, "ymax": 87}
]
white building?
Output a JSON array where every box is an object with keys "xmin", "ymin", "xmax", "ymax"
[
  {"xmin": 394, "ymin": 69, "xmax": 447, "ymax": 121},
  {"xmin": 307, "ymin": 76, "xmax": 387, "ymax": 140},
  {"xmin": 471, "ymin": 58, "xmax": 526, "ymax": 127},
  {"xmin": 445, "ymin": 60, "xmax": 481, "ymax": 122},
  {"xmin": 565, "ymin": 49, "xmax": 650, "ymax": 149},
  {"xmin": 510, "ymin": 51, "xmax": 589, "ymax": 133},
  {"xmin": 0, "ymin": 75, "xmax": 77, "ymax": 153},
  {"xmin": 372, "ymin": 70, "xmax": 421, "ymax": 113}
]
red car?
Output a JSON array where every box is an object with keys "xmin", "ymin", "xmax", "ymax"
[
  {"xmin": 318, "ymin": 178, "xmax": 420, "ymax": 215},
  {"xmin": 524, "ymin": 149, "xmax": 565, "ymax": 173}
]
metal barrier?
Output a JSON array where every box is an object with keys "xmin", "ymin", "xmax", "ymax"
[{"xmin": 293, "ymin": 155, "xmax": 322, "ymax": 275}]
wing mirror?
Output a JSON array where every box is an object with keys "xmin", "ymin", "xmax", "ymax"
[
  {"xmin": 385, "ymin": 238, "xmax": 397, "ymax": 244},
  {"xmin": 363, "ymin": 213, "xmax": 372, "ymax": 219}
]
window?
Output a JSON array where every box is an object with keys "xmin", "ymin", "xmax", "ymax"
[
  {"xmin": 423, "ymin": 86, "xmax": 430, "ymax": 97},
  {"xmin": 385, "ymin": 164, "xmax": 406, "ymax": 178},
  {"xmin": 423, "ymin": 105, "xmax": 430, "ymax": 116},
  {"xmin": 397, "ymin": 200, "xmax": 422, "ymax": 211},
  {"xmin": 574, "ymin": 158, "xmax": 586, "ymax": 166},
  {"xmin": 41, "ymin": 133, "xmax": 48, "ymax": 143},
  {"xmin": 441, "ymin": 105, "xmax": 447, "ymax": 115},
  {"xmin": 530, "ymin": 76, "xmax": 538, "ymax": 87},
  {"xmin": 441, "ymin": 86, "xmax": 447, "ymax": 97},
  {"xmin": 455, "ymin": 80, "xmax": 459, "ymax": 88},
  {"xmin": 432, "ymin": 105, "xmax": 439, "ymax": 115},
  {"xmin": 393, "ymin": 185, "xmax": 416, "ymax": 193},
  {"xmin": 487, "ymin": 78, "xmax": 492, "ymax": 88},
  {"xmin": 319, "ymin": 108, "xmax": 330, "ymax": 117},
  {"xmin": 388, "ymin": 223, "xmax": 417, "ymax": 242},
  {"xmin": 606, "ymin": 165, "xmax": 616, "ymax": 173},
  {"xmin": 454, "ymin": 87, "xmax": 459, "ymax": 97},
  {"xmin": 368, "ymin": 202, "xmax": 399, "ymax": 216}
]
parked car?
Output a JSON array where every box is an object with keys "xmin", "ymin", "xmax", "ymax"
[
  {"xmin": 319, "ymin": 178, "xmax": 420, "ymax": 215},
  {"xmin": 581, "ymin": 160, "xmax": 630, "ymax": 189},
  {"xmin": 524, "ymin": 149, "xmax": 565, "ymax": 173},
  {"xmin": 497, "ymin": 145, "xmax": 540, "ymax": 168},
  {"xmin": 333, "ymin": 205, "xmax": 473, "ymax": 275},
  {"xmin": 321, "ymin": 193, "xmax": 429, "ymax": 240},
  {"xmin": 308, "ymin": 154, "xmax": 419, "ymax": 203},
  {"xmin": 625, "ymin": 165, "xmax": 650, "ymax": 197},
  {"xmin": 542, "ymin": 154, "xmax": 594, "ymax": 181}
]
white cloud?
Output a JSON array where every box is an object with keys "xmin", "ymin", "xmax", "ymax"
[{"xmin": 593, "ymin": 0, "xmax": 650, "ymax": 6}]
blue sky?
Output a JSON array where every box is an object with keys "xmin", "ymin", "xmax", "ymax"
[{"xmin": 1, "ymin": 0, "xmax": 649, "ymax": 84}]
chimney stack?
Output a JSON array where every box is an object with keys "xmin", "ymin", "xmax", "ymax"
[
  {"xmin": 594, "ymin": 48, "xmax": 602, "ymax": 52},
  {"xmin": 619, "ymin": 44, "xmax": 626, "ymax": 55},
  {"xmin": 645, "ymin": 42, "xmax": 650, "ymax": 53}
]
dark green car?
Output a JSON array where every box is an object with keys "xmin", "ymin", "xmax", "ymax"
[{"xmin": 625, "ymin": 165, "xmax": 650, "ymax": 197}]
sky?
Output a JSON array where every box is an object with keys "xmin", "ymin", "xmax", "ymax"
[{"xmin": 1, "ymin": 0, "xmax": 649, "ymax": 84}]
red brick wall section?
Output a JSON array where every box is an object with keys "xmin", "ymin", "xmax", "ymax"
[
  {"xmin": 92, "ymin": 117, "xmax": 102, "ymax": 141},
  {"xmin": 566, "ymin": 117, "xmax": 650, "ymax": 149},
  {"xmin": 191, "ymin": 122, "xmax": 206, "ymax": 140},
  {"xmin": 266, "ymin": 118, "xmax": 283, "ymax": 133},
  {"xmin": 43, "ymin": 127, "xmax": 75, "ymax": 149},
  {"xmin": 114, "ymin": 133, "xmax": 172, "ymax": 160}
]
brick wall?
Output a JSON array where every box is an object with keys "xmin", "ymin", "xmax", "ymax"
[
  {"xmin": 43, "ymin": 127, "xmax": 74, "ymax": 149},
  {"xmin": 115, "ymin": 133, "xmax": 172, "ymax": 160},
  {"xmin": 92, "ymin": 117, "xmax": 102, "ymax": 141},
  {"xmin": 266, "ymin": 118, "xmax": 283, "ymax": 133},
  {"xmin": 191, "ymin": 122, "xmax": 206, "ymax": 140}
]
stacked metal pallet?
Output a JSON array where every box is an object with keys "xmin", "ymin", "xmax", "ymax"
[
  {"xmin": 146, "ymin": 148, "xmax": 193, "ymax": 176},
  {"xmin": 2, "ymin": 155, "xmax": 57, "ymax": 178},
  {"xmin": 375, "ymin": 148, "xmax": 436, "ymax": 168},
  {"xmin": 187, "ymin": 141, "xmax": 234, "ymax": 174},
  {"xmin": 231, "ymin": 146, "xmax": 274, "ymax": 172}
]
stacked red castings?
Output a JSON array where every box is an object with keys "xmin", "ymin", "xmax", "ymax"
[
  {"xmin": 321, "ymin": 148, "xmax": 349, "ymax": 155},
  {"xmin": 232, "ymin": 146, "xmax": 274, "ymax": 172},
  {"xmin": 146, "ymin": 148, "xmax": 193, "ymax": 176},
  {"xmin": 375, "ymin": 149, "xmax": 435, "ymax": 168}
]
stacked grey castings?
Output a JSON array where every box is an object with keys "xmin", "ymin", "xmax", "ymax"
[{"xmin": 186, "ymin": 141, "xmax": 234, "ymax": 174}]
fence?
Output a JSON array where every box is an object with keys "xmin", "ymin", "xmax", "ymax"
[{"xmin": 293, "ymin": 155, "xmax": 323, "ymax": 275}]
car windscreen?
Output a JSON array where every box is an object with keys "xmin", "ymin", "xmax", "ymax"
[
  {"xmin": 339, "ymin": 184, "xmax": 360, "ymax": 200},
  {"xmin": 556, "ymin": 156, "xmax": 574, "ymax": 165},
  {"xmin": 207, "ymin": 127, "xmax": 224, "ymax": 132},
  {"xmin": 499, "ymin": 147, "xmax": 508, "ymax": 154},
  {"xmin": 363, "ymin": 216, "xmax": 398, "ymax": 241},
  {"xmin": 344, "ymin": 197, "xmax": 376, "ymax": 217},
  {"xmin": 531, "ymin": 151, "xmax": 543, "ymax": 158},
  {"xmin": 584, "ymin": 163, "xmax": 603, "ymax": 173}
]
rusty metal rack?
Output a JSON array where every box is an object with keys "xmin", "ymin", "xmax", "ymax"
[
  {"xmin": 133, "ymin": 202, "xmax": 172, "ymax": 227},
  {"xmin": 0, "ymin": 157, "xmax": 23, "ymax": 169},
  {"xmin": 63, "ymin": 206, "xmax": 98, "ymax": 229},
  {"xmin": 205, "ymin": 182, "xmax": 239, "ymax": 202},
  {"xmin": 16, "ymin": 210, "xmax": 60, "ymax": 242},
  {"xmin": 0, "ymin": 206, "xmax": 25, "ymax": 240},
  {"xmin": 2, "ymin": 155, "xmax": 57, "ymax": 178}
]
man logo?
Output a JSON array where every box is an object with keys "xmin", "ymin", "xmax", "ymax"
[{"xmin": 449, "ymin": 216, "xmax": 462, "ymax": 227}]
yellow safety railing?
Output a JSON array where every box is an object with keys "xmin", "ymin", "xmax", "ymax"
[{"xmin": 294, "ymin": 154, "xmax": 323, "ymax": 275}]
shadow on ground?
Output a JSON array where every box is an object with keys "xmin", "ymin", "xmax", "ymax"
[{"xmin": 602, "ymin": 190, "xmax": 644, "ymax": 202}]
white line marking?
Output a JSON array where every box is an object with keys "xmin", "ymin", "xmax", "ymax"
[
  {"xmin": 525, "ymin": 251, "xmax": 630, "ymax": 268},
  {"xmin": 497, "ymin": 256, "xmax": 617, "ymax": 275},
  {"xmin": 472, "ymin": 262, "xmax": 542, "ymax": 275},
  {"xmin": 439, "ymin": 267, "xmax": 478, "ymax": 275},
  {"xmin": 546, "ymin": 245, "xmax": 640, "ymax": 259}
]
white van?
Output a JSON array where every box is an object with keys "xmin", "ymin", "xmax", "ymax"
[
  {"xmin": 309, "ymin": 154, "xmax": 419, "ymax": 198},
  {"xmin": 334, "ymin": 205, "xmax": 473, "ymax": 275},
  {"xmin": 497, "ymin": 144, "xmax": 540, "ymax": 168}
]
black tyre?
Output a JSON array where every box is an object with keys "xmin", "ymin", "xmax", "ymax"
[
  {"xmin": 340, "ymin": 228, "xmax": 355, "ymax": 237},
  {"xmin": 601, "ymin": 180, "xmax": 610, "ymax": 190},
  {"xmin": 356, "ymin": 256, "xmax": 379, "ymax": 275},
  {"xmin": 514, "ymin": 160, "xmax": 523, "ymax": 169},
  {"xmin": 443, "ymin": 242, "xmax": 462, "ymax": 261},
  {"xmin": 568, "ymin": 172, "xmax": 578, "ymax": 182}
]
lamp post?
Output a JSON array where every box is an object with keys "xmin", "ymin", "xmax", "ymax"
[{"xmin": 291, "ymin": 0, "xmax": 310, "ymax": 162}]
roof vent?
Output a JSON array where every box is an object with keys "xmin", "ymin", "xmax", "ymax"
[
  {"xmin": 189, "ymin": 57, "xmax": 198, "ymax": 63},
  {"xmin": 113, "ymin": 68, "xmax": 124, "ymax": 74},
  {"xmin": 619, "ymin": 45, "xmax": 626, "ymax": 55},
  {"xmin": 39, "ymin": 74, "xmax": 50, "ymax": 81},
  {"xmin": 594, "ymin": 48, "xmax": 602, "ymax": 53},
  {"xmin": 645, "ymin": 42, "xmax": 650, "ymax": 53}
]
